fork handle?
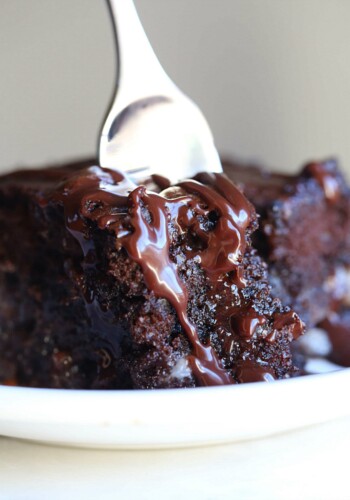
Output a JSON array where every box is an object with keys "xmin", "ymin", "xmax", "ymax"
[{"xmin": 107, "ymin": 0, "xmax": 174, "ymax": 100}]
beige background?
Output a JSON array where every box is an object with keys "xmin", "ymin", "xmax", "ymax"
[{"xmin": 0, "ymin": 0, "xmax": 349, "ymax": 175}]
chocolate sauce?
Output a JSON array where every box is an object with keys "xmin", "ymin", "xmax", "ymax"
[
  {"xmin": 273, "ymin": 311, "xmax": 304, "ymax": 340},
  {"xmin": 179, "ymin": 175, "xmax": 254, "ymax": 282},
  {"xmin": 235, "ymin": 359, "xmax": 276, "ymax": 383},
  {"xmin": 231, "ymin": 312, "xmax": 266, "ymax": 340},
  {"xmin": 51, "ymin": 165, "xmax": 300, "ymax": 386},
  {"xmin": 53, "ymin": 167, "xmax": 240, "ymax": 385}
]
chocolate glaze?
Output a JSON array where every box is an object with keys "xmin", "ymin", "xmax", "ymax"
[
  {"xmin": 180, "ymin": 174, "xmax": 254, "ymax": 283},
  {"xmin": 235, "ymin": 359, "xmax": 276, "ymax": 383},
  {"xmin": 231, "ymin": 312, "xmax": 266, "ymax": 340},
  {"xmin": 52, "ymin": 167, "xmax": 236, "ymax": 384},
  {"xmin": 48, "ymin": 165, "xmax": 300, "ymax": 386},
  {"xmin": 273, "ymin": 311, "xmax": 304, "ymax": 340}
]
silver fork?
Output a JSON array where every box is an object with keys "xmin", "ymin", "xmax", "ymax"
[{"xmin": 98, "ymin": 0, "xmax": 222, "ymax": 184}]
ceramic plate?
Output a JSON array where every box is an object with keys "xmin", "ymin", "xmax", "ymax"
[{"xmin": 0, "ymin": 366, "xmax": 349, "ymax": 449}]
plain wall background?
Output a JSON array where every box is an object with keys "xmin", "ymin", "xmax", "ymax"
[{"xmin": 0, "ymin": 0, "xmax": 349, "ymax": 175}]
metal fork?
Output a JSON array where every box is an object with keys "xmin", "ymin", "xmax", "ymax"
[{"xmin": 98, "ymin": 0, "xmax": 222, "ymax": 184}]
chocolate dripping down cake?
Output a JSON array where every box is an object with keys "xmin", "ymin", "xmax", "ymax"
[
  {"xmin": 0, "ymin": 161, "xmax": 303, "ymax": 389},
  {"xmin": 223, "ymin": 158, "xmax": 350, "ymax": 367}
]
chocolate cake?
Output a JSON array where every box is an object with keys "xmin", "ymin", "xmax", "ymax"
[
  {"xmin": 0, "ymin": 161, "xmax": 303, "ymax": 389},
  {"xmin": 223, "ymin": 158, "xmax": 350, "ymax": 366}
]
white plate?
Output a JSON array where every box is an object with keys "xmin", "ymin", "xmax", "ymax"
[{"xmin": 1, "ymin": 368, "xmax": 350, "ymax": 449}]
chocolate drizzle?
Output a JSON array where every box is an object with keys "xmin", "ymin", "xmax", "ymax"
[
  {"xmin": 121, "ymin": 186, "xmax": 235, "ymax": 385},
  {"xmin": 273, "ymin": 311, "xmax": 304, "ymax": 340},
  {"xmin": 235, "ymin": 359, "xmax": 276, "ymax": 383},
  {"xmin": 50, "ymin": 165, "xmax": 301, "ymax": 386},
  {"xmin": 231, "ymin": 312, "xmax": 266, "ymax": 340},
  {"xmin": 179, "ymin": 174, "xmax": 253, "ymax": 282}
]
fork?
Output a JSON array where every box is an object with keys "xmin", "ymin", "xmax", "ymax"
[{"xmin": 98, "ymin": 0, "xmax": 222, "ymax": 184}]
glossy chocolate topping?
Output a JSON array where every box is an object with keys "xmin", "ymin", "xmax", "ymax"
[
  {"xmin": 49, "ymin": 165, "xmax": 299, "ymax": 385},
  {"xmin": 235, "ymin": 359, "xmax": 276, "ymax": 383}
]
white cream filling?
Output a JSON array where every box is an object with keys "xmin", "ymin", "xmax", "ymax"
[
  {"xmin": 170, "ymin": 357, "xmax": 192, "ymax": 380},
  {"xmin": 297, "ymin": 327, "xmax": 332, "ymax": 357},
  {"xmin": 324, "ymin": 265, "xmax": 350, "ymax": 305}
]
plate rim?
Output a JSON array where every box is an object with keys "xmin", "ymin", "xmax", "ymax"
[{"xmin": 1, "ymin": 369, "xmax": 349, "ymax": 449}]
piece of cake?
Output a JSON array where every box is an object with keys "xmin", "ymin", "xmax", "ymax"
[
  {"xmin": 0, "ymin": 162, "xmax": 303, "ymax": 389},
  {"xmin": 223, "ymin": 158, "xmax": 350, "ymax": 328},
  {"xmin": 223, "ymin": 158, "xmax": 350, "ymax": 367}
]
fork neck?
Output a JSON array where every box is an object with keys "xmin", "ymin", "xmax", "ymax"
[{"xmin": 107, "ymin": 0, "xmax": 175, "ymax": 99}]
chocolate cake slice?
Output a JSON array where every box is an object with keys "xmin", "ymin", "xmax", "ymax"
[
  {"xmin": 0, "ymin": 162, "xmax": 303, "ymax": 389},
  {"xmin": 223, "ymin": 158, "xmax": 350, "ymax": 367},
  {"xmin": 223, "ymin": 158, "xmax": 350, "ymax": 328}
]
